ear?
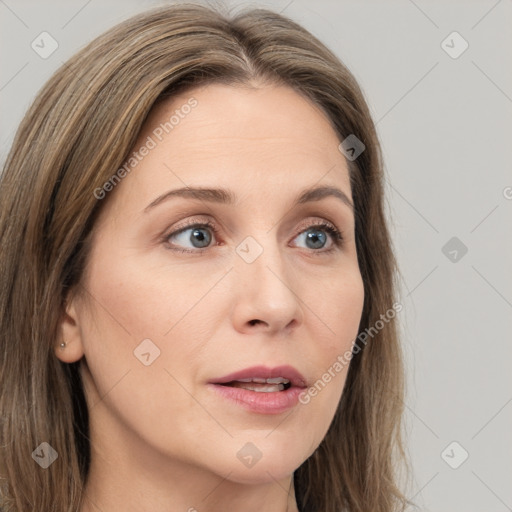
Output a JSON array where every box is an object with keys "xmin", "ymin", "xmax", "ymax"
[{"xmin": 55, "ymin": 294, "xmax": 85, "ymax": 363}]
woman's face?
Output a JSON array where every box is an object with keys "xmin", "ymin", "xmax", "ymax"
[{"xmin": 59, "ymin": 83, "xmax": 364, "ymax": 488}]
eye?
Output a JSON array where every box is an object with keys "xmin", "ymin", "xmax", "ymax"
[
  {"xmin": 292, "ymin": 221, "xmax": 344, "ymax": 254},
  {"xmin": 163, "ymin": 219, "xmax": 344, "ymax": 254},
  {"xmin": 164, "ymin": 220, "xmax": 219, "ymax": 253}
]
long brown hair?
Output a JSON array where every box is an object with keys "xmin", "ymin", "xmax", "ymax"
[{"xmin": 0, "ymin": 3, "xmax": 409, "ymax": 511}]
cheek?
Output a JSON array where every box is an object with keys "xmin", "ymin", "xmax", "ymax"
[
  {"xmin": 299, "ymin": 268, "xmax": 365, "ymax": 416},
  {"xmin": 77, "ymin": 247, "xmax": 222, "ymax": 425},
  {"xmin": 81, "ymin": 241, "xmax": 218, "ymax": 349},
  {"xmin": 77, "ymin": 258, "xmax": 215, "ymax": 463},
  {"xmin": 331, "ymin": 271, "xmax": 365, "ymax": 379},
  {"xmin": 337, "ymin": 271, "xmax": 365, "ymax": 347},
  {"xmin": 315, "ymin": 266, "xmax": 365, "ymax": 353}
]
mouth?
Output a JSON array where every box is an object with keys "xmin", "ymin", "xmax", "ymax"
[{"xmin": 208, "ymin": 365, "xmax": 308, "ymax": 414}]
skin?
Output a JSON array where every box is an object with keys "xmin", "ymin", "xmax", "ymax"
[{"xmin": 56, "ymin": 82, "xmax": 365, "ymax": 512}]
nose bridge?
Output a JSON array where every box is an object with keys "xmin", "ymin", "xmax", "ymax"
[
  {"xmin": 232, "ymin": 231, "xmax": 303, "ymax": 327},
  {"xmin": 235, "ymin": 232, "xmax": 285, "ymax": 287}
]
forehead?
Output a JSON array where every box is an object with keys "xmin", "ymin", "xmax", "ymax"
[
  {"xmin": 101, "ymin": 83, "xmax": 352, "ymax": 220},
  {"xmin": 147, "ymin": 82, "xmax": 338, "ymax": 140},
  {"xmin": 140, "ymin": 83, "xmax": 348, "ymax": 174}
]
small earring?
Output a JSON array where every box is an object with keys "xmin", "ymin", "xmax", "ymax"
[{"xmin": 59, "ymin": 342, "xmax": 66, "ymax": 349}]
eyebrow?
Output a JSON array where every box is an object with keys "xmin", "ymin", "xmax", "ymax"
[{"xmin": 144, "ymin": 185, "xmax": 354, "ymax": 213}]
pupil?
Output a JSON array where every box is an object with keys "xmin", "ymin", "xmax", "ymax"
[
  {"xmin": 307, "ymin": 229, "xmax": 326, "ymax": 249},
  {"xmin": 191, "ymin": 228, "xmax": 210, "ymax": 248}
]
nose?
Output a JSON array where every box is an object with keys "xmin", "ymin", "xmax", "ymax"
[{"xmin": 230, "ymin": 235, "xmax": 304, "ymax": 335}]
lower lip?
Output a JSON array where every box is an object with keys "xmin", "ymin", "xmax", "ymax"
[{"xmin": 208, "ymin": 383, "xmax": 305, "ymax": 414}]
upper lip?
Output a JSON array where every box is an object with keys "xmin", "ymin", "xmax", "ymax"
[{"xmin": 209, "ymin": 365, "xmax": 307, "ymax": 388}]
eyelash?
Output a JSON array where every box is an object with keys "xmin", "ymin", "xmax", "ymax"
[{"xmin": 162, "ymin": 218, "xmax": 344, "ymax": 256}]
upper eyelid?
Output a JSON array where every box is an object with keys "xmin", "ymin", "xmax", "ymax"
[
  {"xmin": 168, "ymin": 216, "xmax": 341, "ymax": 237},
  {"xmin": 160, "ymin": 199, "xmax": 352, "ymax": 232}
]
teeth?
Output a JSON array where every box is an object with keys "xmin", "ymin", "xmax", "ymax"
[
  {"xmin": 266, "ymin": 377, "xmax": 290, "ymax": 384},
  {"xmin": 231, "ymin": 382, "xmax": 285, "ymax": 392},
  {"xmin": 232, "ymin": 377, "xmax": 290, "ymax": 384}
]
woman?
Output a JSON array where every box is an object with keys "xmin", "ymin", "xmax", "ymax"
[{"xmin": 0, "ymin": 3, "xmax": 409, "ymax": 511}]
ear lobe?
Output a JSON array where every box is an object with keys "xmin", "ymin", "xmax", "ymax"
[{"xmin": 55, "ymin": 297, "xmax": 85, "ymax": 363}]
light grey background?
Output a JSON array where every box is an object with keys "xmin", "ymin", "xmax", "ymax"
[{"xmin": 1, "ymin": 1, "xmax": 511, "ymax": 510}]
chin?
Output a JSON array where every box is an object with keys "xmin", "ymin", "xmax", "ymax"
[
  {"xmin": 219, "ymin": 462, "xmax": 299, "ymax": 486},
  {"xmin": 207, "ymin": 439, "xmax": 310, "ymax": 485}
]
